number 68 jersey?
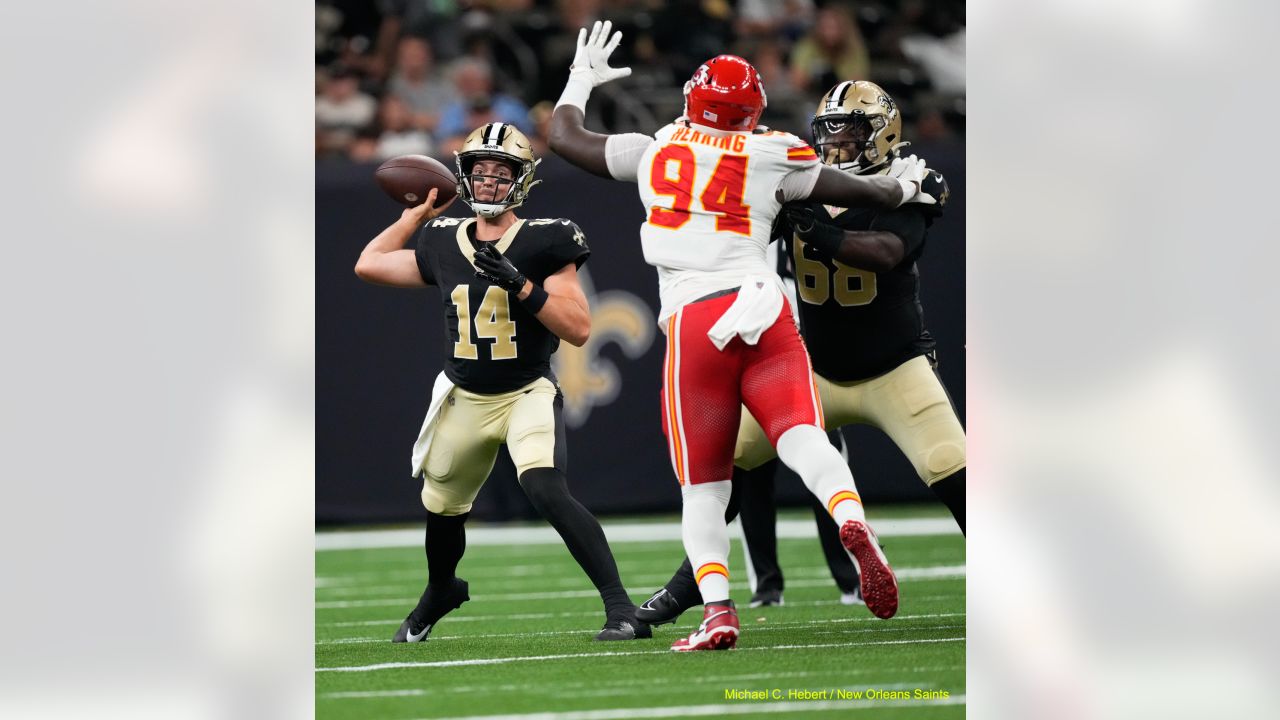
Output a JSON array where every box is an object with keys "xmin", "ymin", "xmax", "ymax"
[
  {"xmin": 414, "ymin": 216, "xmax": 590, "ymax": 394},
  {"xmin": 617, "ymin": 122, "xmax": 821, "ymax": 322}
]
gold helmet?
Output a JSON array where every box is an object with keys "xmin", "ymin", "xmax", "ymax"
[
  {"xmin": 454, "ymin": 122, "xmax": 541, "ymax": 218},
  {"xmin": 811, "ymin": 81, "xmax": 905, "ymax": 174}
]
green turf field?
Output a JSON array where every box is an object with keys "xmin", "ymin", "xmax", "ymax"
[{"xmin": 316, "ymin": 508, "xmax": 965, "ymax": 719}]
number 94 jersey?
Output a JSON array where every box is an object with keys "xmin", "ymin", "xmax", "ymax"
[
  {"xmin": 634, "ymin": 123, "xmax": 820, "ymax": 320},
  {"xmin": 414, "ymin": 217, "xmax": 590, "ymax": 394}
]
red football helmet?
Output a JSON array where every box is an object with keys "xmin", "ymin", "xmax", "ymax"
[{"xmin": 682, "ymin": 55, "xmax": 767, "ymax": 131}]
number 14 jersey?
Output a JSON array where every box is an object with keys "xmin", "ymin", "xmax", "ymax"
[
  {"xmin": 608, "ymin": 122, "xmax": 822, "ymax": 323},
  {"xmin": 414, "ymin": 216, "xmax": 590, "ymax": 394}
]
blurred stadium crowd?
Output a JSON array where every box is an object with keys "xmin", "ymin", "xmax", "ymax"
[{"xmin": 316, "ymin": 0, "xmax": 965, "ymax": 163}]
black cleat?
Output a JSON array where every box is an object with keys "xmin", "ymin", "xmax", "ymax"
[
  {"xmin": 594, "ymin": 606, "xmax": 653, "ymax": 641},
  {"xmin": 748, "ymin": 588, "xmax": 784, "ymax": 608},
  {"xmin": 635, "ymin": 587, "xmax": 693, "ymax": 626},
  {"xmin": 393, "ymin": 615, "xmax": 434, "ymax": 643},
  {"xmin": 392, "ymin": 577, "xmax": 469, "ymax": 643}
]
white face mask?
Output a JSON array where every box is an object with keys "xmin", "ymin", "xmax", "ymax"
[{"xmin": 455, "ymin": 154, "xmax": 525, "ymax": 217}]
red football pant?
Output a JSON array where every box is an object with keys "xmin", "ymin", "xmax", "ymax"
[{"xmin": 660, "ymin": 292, "xmax": 824, "ymax": 486}]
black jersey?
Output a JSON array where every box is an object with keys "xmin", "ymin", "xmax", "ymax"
[
  {"xmin": 779, "ymin": 172, "xmax": 946, "ymax": 381},
  {"xmin": 415, "ymin": 217, "xmax": 590, "ymax": 394}
]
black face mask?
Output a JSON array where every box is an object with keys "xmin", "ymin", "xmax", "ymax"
[{"xmin": 811, "ymin": 115, "xmax": 874, "ymax": 169}]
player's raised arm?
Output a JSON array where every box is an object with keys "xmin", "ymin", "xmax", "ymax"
[
  {"xmin": 803, "ymin": 155, "xmax": 937, "ymax": 211},
  {"xmin": 548, "ymin": 21, "xmax": 634, "ymax": 179},
  {"xmin": 355, "ymin": 188, "xmax": 456, "ymax": 287}
]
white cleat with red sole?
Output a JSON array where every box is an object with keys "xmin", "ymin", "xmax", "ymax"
[
  {"xmin": 840, "ymin": 521, "xmax": 899, "ymax": 619},
  {"xmin": 670, "ymin": 602, "xmax": 739, "ymax": 652}
]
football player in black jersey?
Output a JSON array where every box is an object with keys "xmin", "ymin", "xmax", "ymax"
[
  {"xmin": 355, "ymin": 123, "xmax": 650, "ymax": 643},
  {"xmin": 637, "ymin": 81, "xmax": 965, "ymax": 624}
]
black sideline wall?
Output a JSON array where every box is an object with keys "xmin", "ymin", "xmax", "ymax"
[{"xmin": 318, "ymin": 147, "xmax": 964, "ymax": 524}]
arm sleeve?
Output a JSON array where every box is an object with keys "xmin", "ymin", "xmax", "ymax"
[
  {"xmin": 604, "ymin": 133, "xmax": 654, "ymax": 182},
  {"xmin": 778, "ymin": 163, "xmax": 822, "ymax": 202},
  {"xmin": 870, "ymin": 208, "xmax": 928, "ymax": 258}
]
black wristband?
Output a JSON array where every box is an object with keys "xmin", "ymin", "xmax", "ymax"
[{"xmin": 521, "ymin": 283, "xmax": 549, "ymax": 314}]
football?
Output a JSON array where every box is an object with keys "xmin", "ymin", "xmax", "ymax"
[{"xmin": 375, "ymin": 155, "xmax": 458, "ymax": 208}]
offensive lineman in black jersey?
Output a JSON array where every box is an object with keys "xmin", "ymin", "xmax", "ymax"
[
  {"xmin": 637, "ymin": 81, "xmax": 965, "ymax": 625},
  {"xmin": 355, "ymin": 123, "xmax": 650, "ymax": 642}
]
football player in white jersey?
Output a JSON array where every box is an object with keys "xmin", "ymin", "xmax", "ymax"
[{"xmin": 549, "ymin": 21, "xmax": 939, "ymax": 652}]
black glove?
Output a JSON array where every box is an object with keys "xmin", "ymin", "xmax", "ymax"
[
  {"xmin": 473, "ymin": 243, "xmax": 527, "ymax": 293},
  {"xmin": 784, "ymin": 205, "xmax": 844, "ymax": 258}
]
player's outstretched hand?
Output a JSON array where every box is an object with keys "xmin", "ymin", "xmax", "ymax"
[
  {"xmin": 403, "ymin": 188, "xmax": 457, "ymax": 226},
  {"xmin": 473, "ymin": 243, "xmax": 528, "ymax": 293},
  {"xmin": 785, "ymin": 205, "xmax": 844, "ymax": 258},
  {"xmin": 570, "ymin": 20, "xmax": 631, "ymax": 88},
  {"xmin": 887, "ymin": 155, "xmax": 937, "ymax": 205}
]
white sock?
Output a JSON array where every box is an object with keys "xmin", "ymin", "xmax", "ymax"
[
  {"xmin": 776, "ymin": 424, "xmax": 866, "ymax": 526},
  {"xmin": 681, "ymin": 480, "xmax": 733, "ymax": 603}
]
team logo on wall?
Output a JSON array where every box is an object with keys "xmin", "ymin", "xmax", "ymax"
[{"xmin": 552, "ymin": 268, "xmax": 655, "ymax": 428}]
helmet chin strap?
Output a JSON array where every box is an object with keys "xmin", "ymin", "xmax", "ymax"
[
  {"xmin": 471, "ymin": 202, "xmax": 509, "ymax": 219},
  {"xmin": 464, "ymin": 173, "xmax": 520, "ymax": 218},
  {"xmin": 459, "ymin": 156, "xmax": 539, "ymax": 218}
]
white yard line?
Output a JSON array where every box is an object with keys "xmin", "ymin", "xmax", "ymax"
[
  {"xmin": 316, "ymin": 613, "xmax": 967, "ymax": 645},
  {"xmin": 319, "ymin": 561, "xmax": 960, "ymax": 589},
  {"xmin": 324, "ymin": 610, "xmax": 603, "ymax": 627},
  {"xmin": 316, "ymin": 518, "xmax": 959, "ymax": 551},
  {"xmin": 319, "ymin": 598, "xmax": 961, "ymax": 627},
  {"xmin": 316, "ymin": 565, "xmax": 965, "ymax": 608},
  {"xmin": 319, "ymin": 623, "xmax": 965, "ymax": 646},
  {"xmin": 418, "ymin": 695, "xmax": 965, "ymax": 720},
  {"xmin": 316, "ymin": 636, "xmax": 964, "ymax": 672},
  {"xmin": 324, "ymin": 689, "xmax": 430, "ymax": 698},
  {"xmin": 317, "ymin": 566, "xmax": 964, "ymax": 594},
  {"xmin": 321, "ymin": 668, "xmax": 963, "ymax": 700}
]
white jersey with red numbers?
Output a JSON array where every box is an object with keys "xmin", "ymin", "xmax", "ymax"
[{"xmin": 605, "ymin": 122, "xmax": 822, "ymax": 323}]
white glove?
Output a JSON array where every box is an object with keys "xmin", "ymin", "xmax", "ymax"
[
  {"xmin": 556, "ymin": 20, "xmax": 632, "ymax": 110},
  {"xmin": 887, "ymin": 154, "xmax": 937, "ymax": 206},
  {"xmin": 572, "ymin": 20, "xmax": 631, "ymax": 86}
]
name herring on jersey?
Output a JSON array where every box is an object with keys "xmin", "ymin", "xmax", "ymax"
[
  {"xmin": 415, "ymin": 216, "xmax": 590, "ymax": 394},
  {"xmin": 776, "ymin": 181, "xmax": 944, "ymax": 382}
]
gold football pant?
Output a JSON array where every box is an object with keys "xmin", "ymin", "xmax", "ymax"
[
  {"xmin": 420, "ymin": 377, "xmax": 565, "ymax": 515},
  {"xmin": 735, "ymin": 354, "xmax": 965, "ymax": 485}
]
